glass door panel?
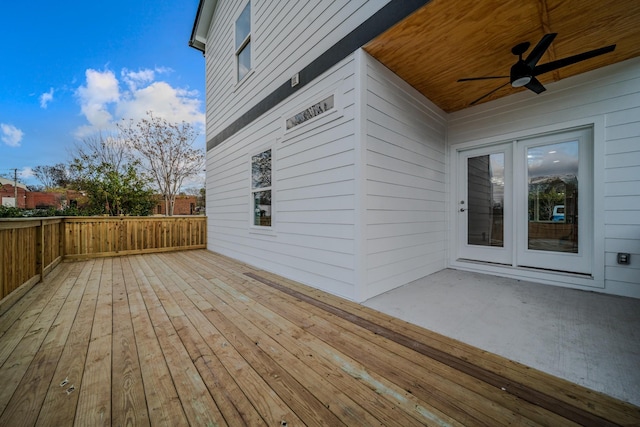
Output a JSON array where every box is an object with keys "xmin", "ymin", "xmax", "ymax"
[
  {"xmin": 526, "ymin": 141, "xmax": 579, "ymax": 253},
  {"xmin": 517, "ymin": 128, "xmax": 592, "ymax": 274},
  {"xmin": 467, "ymin": 153, "xmax": 505, "ymax": 247},
  {"xmin": 458, "ymin": 144, "xmax": 512, "ymax": 265}
]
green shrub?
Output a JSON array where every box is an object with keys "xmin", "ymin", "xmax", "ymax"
[{"xmin": 0, "ymin": 205, "xmax": 25, "ymax": 218}]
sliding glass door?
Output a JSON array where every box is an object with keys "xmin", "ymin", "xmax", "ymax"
[{"xmin": 458, "ymin": 128, "xmax": 593, "ymax": 274}]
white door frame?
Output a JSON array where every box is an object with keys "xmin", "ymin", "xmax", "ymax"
[
  {"xmin": 449, "ymin": 121, "xmax": 605, "ymax": 289},
  {"xmin": 457, "ymin": 143, "xmax": 513, "ymax": 265},
  {"xmin": 514, "ymin": 128, "xmax": 593, "ymax": 274}
]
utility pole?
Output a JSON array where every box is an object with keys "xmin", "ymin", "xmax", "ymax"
[{"xmin": 13, "ymin": 168, "xmax": 18, "ymax": 207}]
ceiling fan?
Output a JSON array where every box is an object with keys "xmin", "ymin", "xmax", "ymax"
[{"xmin": 458, "ymin": 33, "xmax": 616, "ymax": 105}]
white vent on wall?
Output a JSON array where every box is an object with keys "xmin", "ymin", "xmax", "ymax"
[{"xmin": 291, "ymin": 73, "xmax": 299, "ymax": 87}]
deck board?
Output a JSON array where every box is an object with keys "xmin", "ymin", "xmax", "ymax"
[
  {"xmin": 75, "ymin": 258, "xmax": 113, "ymax": 426},
  {"xmin": 0, "ymin": 260, "xmax": 83, "ymax": 417},
  {"xmin": 0, "ymin": 260, "xmax": 91, "ymax": 427},
  {"xmin": 36, "ymin": 259, "xmax": 101, "ymax": 427},
  {"xmin": 125, "ymin": 256, "xmax": 188, "ymax": 426},
  {"xmin": 111, "ymin": 257, "xmax": 149, "ymax": 427},
  {"xmin": 170, "ymin": 254, "xmax": 452, "ymax": 426},
  {"xmin": 133, "ymin": 255, "xmax": 223, "ymax": 426},
  {"xmin": 0, "ymin": 249, "xmax": 638, "ymax": 426},
  {"xmin": 177, "ymin": 253, "xmax": 540, "ymax": 426}
]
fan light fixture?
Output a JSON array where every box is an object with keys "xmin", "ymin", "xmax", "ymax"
[{"xmin": 511, "ymin": 76, "xmax": 531, "ymax": 87}]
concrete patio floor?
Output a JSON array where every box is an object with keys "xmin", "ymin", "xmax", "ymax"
[{"xmin": 364, "ymin": 269, "xmax": 640, "ymax": 407}]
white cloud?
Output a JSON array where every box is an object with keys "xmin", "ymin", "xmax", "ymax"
[
  {"xmin": 121, "ymin": 68, "xmax": 155, "ymax": 92},
  {"xmin": 121, "ymin": 67, "xmax": 172, "ymax": 92},
  {"xmin": 74, "ymin": 69, "xmax": 120, "ymax": 136},
  {"xmin": 75, "ymin": 67, "xmax": 204, "ymax": 138},
  {"xmin": 117, "ymin": 82, "xmax": 205, "ymax": 125},
  {"xmin": 39, "ymin": 88, "xmax": 55, "ymax": 109},
  {"xmin": 19, "ymin": 167, "xmax": 35, "ymax": 179},
  {"xmin": 0, "ymin": 123, "xmax": 24, "ymax": 147}
]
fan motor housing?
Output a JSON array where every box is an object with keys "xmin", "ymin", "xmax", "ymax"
[{"xmin": 510, "ymin": 61, "xmax": 532, "ymax": 87}]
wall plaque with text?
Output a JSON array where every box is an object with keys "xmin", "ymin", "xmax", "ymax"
[{"xmin": 286, "ymin": 95, "xmax": 334, "ymax": 130}]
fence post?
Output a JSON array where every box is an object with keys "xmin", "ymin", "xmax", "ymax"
[
  {"xmin": 36, "ymin": 220, "xmax": 44, "ymax": 279},
  {"xmin": 118, "ymin": 218, "xmax": 125, "ymax": 253},
  {"xmin": 59, "ymin": 218, "xmax": 65, "ymax": 259}
]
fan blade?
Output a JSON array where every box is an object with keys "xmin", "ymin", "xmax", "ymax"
[
  {"xmin": 524, "ymin": 77, "xmax": 546, "ymax": 94},
  {"xmin": 470, "ymin": 82, "xmax": 510, "ymax": 105},
  {"xmin": 525, "ymin": 33, "xmax": 557, "ymax": 67},
  {"xmin": 533, "ymin": 45, "xmax": 616, "ymax": 76},
  {"xmin": 458, "ymin": 76, "xmax": 508, "ymax": 82}
]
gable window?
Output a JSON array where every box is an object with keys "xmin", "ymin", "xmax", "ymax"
[
  {"xmin": 251, "ymin": 149, "xmax": 271, "ymax": 227},
  {"xmin": 235, "ymin": 2, "xmax": 251, "ymax": 81}
]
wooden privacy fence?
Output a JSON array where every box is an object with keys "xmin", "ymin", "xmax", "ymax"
[
  {"xmin": 63, "ymin": 216, "xmax": 207, "ymax": 259},
  {"xmin": 0, "ymin": 216, "xmax": 206, "ymax": 312},
  {"xmin": 0, "ymin": 218, "xmax": 63, "ymax": 313}
]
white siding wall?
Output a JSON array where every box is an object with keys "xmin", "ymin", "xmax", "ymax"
[
  {"xmin": 360, "ymin": 52, "xmax": 448, "ymax": 300},
  {"xmin": 448, "ymin": 57, "xmax": 640, "ymax": 298},
  {"xmin": 203, "ymin": 0, "xmax": 389, "ymax": 141},
  {"xmin": 206, "ymin": 56, "xmax": 359, "ymax": 299},
  {"xmin": 202, "ymin": 0, "xmax": 639, "ymax": 300}
]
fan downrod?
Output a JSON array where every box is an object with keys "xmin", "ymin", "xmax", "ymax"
[{"xmin": 511, "ymin": 42, "xmax": 530, "ymax": 57}]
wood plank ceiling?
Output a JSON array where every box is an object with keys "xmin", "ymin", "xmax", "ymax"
[{"xmin": 364, "ymin": 0, "xmax": 640, "ymax": 112}]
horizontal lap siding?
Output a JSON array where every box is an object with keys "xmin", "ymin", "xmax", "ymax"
[
  {"xmin": 604, "ymin": 103, "xmax": 640, "ymax": 292},
  {"xmin": 207, "ymin": 57, "xmax": 358, "ymax": 299},
  {"xmin": 362, "ymin": 53, "xmax": 447, "ymax": 299},
  {"xmin": 204, "ymin": 0, "xmax": 389, "ymax": 140},
  {"xmin": 448, "ymin": 58, "xmax": 640, "ymax": 297}
]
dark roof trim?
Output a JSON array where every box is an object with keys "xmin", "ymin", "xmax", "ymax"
[
  {"xmin": 207, "ymin": 0, "xmax": 430, "ymax": 151},
  {"xmin": 189, "ymin": 0, "xmax": 217, "ymax": 53}
]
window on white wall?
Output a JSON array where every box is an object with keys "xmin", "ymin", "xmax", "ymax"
[
  {"xmin": 251, "ymin": 149, "xmax": 272, "ymax": 227},
  {"xmin": 235, "ymin": 1, "xmax": 251, "ymax": 82}
]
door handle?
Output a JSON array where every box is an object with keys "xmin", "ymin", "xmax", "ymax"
[{"xmin": 459, "ymin": 208, "xmax": 467, "ymax": 212}]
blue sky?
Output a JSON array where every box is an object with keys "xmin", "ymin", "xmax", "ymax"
[{"xmin": 0, "ymin": 0, "xmax": 205, "ymax": 187}]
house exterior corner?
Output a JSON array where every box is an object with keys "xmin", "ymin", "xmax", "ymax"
[{"xmin": 193, "ymin": 0, "xmax": 640, "ymax": 301}]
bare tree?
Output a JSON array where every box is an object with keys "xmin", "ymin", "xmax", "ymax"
[
  {"xmin": 118, "ymin": 112, "xmax": 204, "ymax": 216},
  {"xmin": 33, "ymin": 163, "xmax": 69, "ymax": 189},
  {"xmin": 71, "ymin": 132, "xmax": 131, "ymax": 173}
]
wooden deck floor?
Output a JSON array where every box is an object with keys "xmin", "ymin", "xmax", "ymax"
[{"xmin": 0, "ymin": 250, "xmax": 638, "ymax": 426}]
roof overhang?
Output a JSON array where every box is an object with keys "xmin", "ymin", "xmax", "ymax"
[
  {"xmin": 364, "ymin": 0, "xmax": 640, "ymax": 112},
  {"xmin": 0, "ymin": 178, "xmax": 28, "ymax": 190},
  {"xmin": 189, "ymin": 0, "xmax": 217, "ymax": 53}
]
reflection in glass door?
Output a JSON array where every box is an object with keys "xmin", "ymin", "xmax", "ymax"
[
  {"xmin": 526, "ymin": 141, "xmax": 579, "ymax": 253},
  {"xmin": 467, "ymin": 153, "xmax": 505, "ymax": 247}
]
